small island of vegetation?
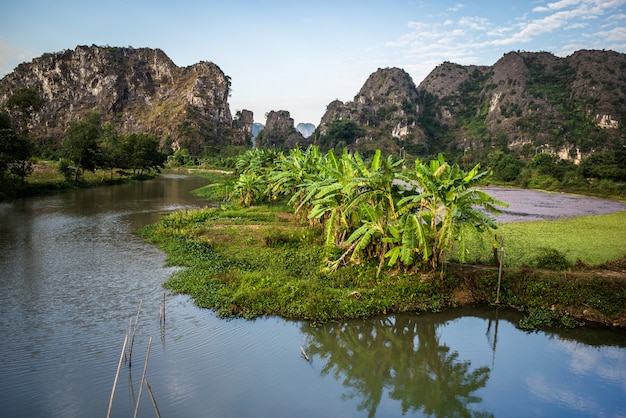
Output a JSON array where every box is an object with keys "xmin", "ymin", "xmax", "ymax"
[{"xmin": 140, "ymin": 146, "xmax": 626, "ymax": 330}]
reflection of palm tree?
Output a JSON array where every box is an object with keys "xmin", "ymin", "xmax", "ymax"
[{"xmin": 303, "ymin": 315, "xmax": 492, "ymax": 418}]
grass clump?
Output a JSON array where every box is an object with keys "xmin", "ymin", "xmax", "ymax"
[
  {"xmin": 534, "ymin": 247, "xmax": 573, "ymax": 270},
  {"xmin": 139, "ymin": 206, "xmax": 453, "ymax": 322}
]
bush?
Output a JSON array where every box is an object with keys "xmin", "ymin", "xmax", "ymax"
[
  {"xmin": 535, "ymin": 247, "xmax": 572, "ymax": 270},
  {"xmin": 57, "ymin": 158, "xmax": 75, "ymax": 182},
  {"xmin": 527, "ymin": 174, "xmax": 560, "ymax": 190}
]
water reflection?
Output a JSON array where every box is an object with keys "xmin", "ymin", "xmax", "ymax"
[
  {"xmin": 303, "ymin": 314, "xmax": 493, "ymax": 418},
  {"xmin": 2, "ymin": 178, "xmax": 625, "ymax": 417}
]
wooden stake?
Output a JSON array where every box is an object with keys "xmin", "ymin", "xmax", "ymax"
[
  {"xmin": 128, "ymin": 299, "xmax": 143, "ymax": 368},
  {"xmin": 496, "ymin": 235, "xmax": 505, "ymax": 305},
  {"xmin": 133, "ymin": 336, "xmax": 153, "ymax": 418},
  {"xmin": 107, "ymin": 333, "xmax": 129, "ymax": 418},
  {"xmin": 145, "ymin": 379, "xmax": 161, "ymax": 418},
  {"xmin": 159, "ymin": 303, "xmax": 163, "ymax": 325}
]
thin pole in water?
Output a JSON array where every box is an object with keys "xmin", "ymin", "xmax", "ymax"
[
  {"xmin": 133, "ymin": 336, "xmax": 153, "ymax": 418},
  {"xmin": 128, "ymin": 299, "xmax": 142, "ymax": 368},
  {"xmin": 145, "ymin": 379, "xmax": 161, "ymax": 418},
  {"xmin": 159, "ymin": 293, "xmax": 165, "ymax": 326},
  {"xmin": 107, "ymin": 333, "xmax": 129, "ymax": 418}
]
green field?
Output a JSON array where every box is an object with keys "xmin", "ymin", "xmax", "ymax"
[{"xmin": 460, "ymin": 211, "xmax": 626, "ymax": 268}]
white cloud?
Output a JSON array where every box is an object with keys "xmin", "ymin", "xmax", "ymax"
[
  {"xmin": 598, "ymin": 26, "xmax": 626, "ymax": 41},
  {"xmin": 533, "ymin": 0, "xmax": 583, "ymax": 13},
  {"xmin": 458, "ymin": 17, "xmax": 490, "ymax": 31},
  {"xmin": 606, "ymin": 13, "xmax": 626, "ymax": 21},
  {"xmin": 448, "ymin": 3, "xmax": 464, "ymax": 12}
]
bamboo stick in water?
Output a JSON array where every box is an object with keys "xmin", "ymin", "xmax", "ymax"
[
  {"xmin": 107, "ymin": 333, "xmax": 129, "ymax": 418},
  {"xmin": 133, "ymin": 336, "xmax": 153, "ymax": 418}
]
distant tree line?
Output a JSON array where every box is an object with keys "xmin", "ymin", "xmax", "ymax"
[
  {"xmin": 59, "ymin": 111, "xmax": 166, "ymax": 182},
  {"xmin": 486, "ymin": 148, "xmax": 626, "ymax": 194},
  {"xmin": 1, "ymin": 88, "xmax": 167, "ymax": 193}
]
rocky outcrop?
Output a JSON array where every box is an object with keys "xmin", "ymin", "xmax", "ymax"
[
  {"xmin": 319, "ymin": 67, "xmax": 421, "ymax": 138},
  {"xmin": 231, "ymin": 109, "xmax": 254, "ymax": 146},
  {"xmin": 317, "ymin": 50, "xmax": 626, "ymax": 160},
  {"xmin": 0, "ymin": 45, "xmax": 243, "ymax": 154},
  {"xmin": 255, "ymin": 110, "xmax": 309, "ymax": 150},
  {"xmin": 417, "ymin": 49, "xmax": 626, "ymax": 159}
]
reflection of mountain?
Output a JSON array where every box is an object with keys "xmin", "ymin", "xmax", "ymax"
[{"xmin": 302, "ymin": 314, "xmax": 492, "ymax": 418}]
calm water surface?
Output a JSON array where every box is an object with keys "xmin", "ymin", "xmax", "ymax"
[{"xmin": 0, "ymin": 175, "xmax": 625, "ymax": 417}]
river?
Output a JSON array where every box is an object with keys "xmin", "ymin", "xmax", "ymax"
[{"xmin": 0, "ymin": 174, "xmax": 625, "ymax": 417}]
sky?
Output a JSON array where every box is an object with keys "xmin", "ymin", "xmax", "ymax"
[{"xmin": 1, "ymin": 0, "xmax": 625, "ymax": 125}]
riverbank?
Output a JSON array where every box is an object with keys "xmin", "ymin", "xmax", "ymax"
[
  {"xmin": 140, "ymin": 200, "xmax": 626, "ymax": 329},
  {"xmin": 0, "ymin": 162, "xmax": 160, "ymax": 200}
]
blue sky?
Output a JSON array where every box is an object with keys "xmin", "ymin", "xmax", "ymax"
[{"xmin": 1, "ymin": 0, "xmax": 625, "ymax": 125}]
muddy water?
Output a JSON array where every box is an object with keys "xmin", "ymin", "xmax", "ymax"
[
  {"xmin": 0, "ymin": 177, "xmax": 625, "ymax": 417},
  {"xmin": 481, "ymin": 186, "xmax": 626, "ymax": 223}
]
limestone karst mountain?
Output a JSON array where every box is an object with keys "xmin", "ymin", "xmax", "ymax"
[
  {"xmin": 0, "ymin": 45, "xmax": 252, "ymax": 154},
  {"xmin": 315, "ymin": 50, "xmax": 626, "ymax": 160}
]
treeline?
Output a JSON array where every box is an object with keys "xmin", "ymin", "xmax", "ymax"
[
  {"xmin": 58, "ymin": 111, "xmax": 166, "ymax": 182},
  {"xmin": 1, "ymin": 88, "xmax": 166, "ymax": 195},
  {"xmin": 487, "ymin": 148, "xmax": 626, "ymax": 196},
  {"xmin": 231, "ymin": 146, "xmax": 507, "ymax": 274}
]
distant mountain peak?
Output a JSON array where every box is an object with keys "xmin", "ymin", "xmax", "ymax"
[{"xmin": 296, "ymin": 122, "xmax": 316, "ymax": 138}]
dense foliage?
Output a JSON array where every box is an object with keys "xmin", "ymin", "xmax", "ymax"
[
  {"xmin": 1, "ymin": 84, "xmax": 168, "ymax": 194},
  {"xmin": 141, "ymin": 171, "xmax": 626, "ymax": 327},
  {"xmin": 233, "ymin": 146, "xmax": 507, "ymax": 273},
  {"xmin": 60, "ymin": 111, "xmax": 166, "ymax": 182}
]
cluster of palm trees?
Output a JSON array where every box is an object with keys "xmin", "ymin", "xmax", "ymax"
[{"xmin": 233, "ymin": 146, "xmax": 507, "ymax": 274}]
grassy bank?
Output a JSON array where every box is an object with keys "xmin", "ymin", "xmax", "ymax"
[
  {"xmin": 459, "ymin": 211, "xmax": 626, "ymax": 267},
  {"xmin": 140, "ymin": 200, "xmax": 626, "ymax": 329},
  {"xmin": 1, "ymin": 162, "xmax": 158, "ymax": 200}
]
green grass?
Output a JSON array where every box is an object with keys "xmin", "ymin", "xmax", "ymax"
[
  {"xmin": 502, "ymin": 211, "xmax": 626, "ymax": 266},
  {"xmin": 139, "ymin": 206, "xmax": 449, "ymax": 322},
  {"xmin": 1, "ymin": 161, "xmax": 156, "ymax": 199},
  {"xmin": 458, "ymin": 211, "xmax": 626, "ymax": 268}
]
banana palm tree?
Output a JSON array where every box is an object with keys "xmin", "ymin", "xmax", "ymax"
[
  {"xmin": 269, "ymin": 145, "xmax": 325, "ymax": 218},
  {"xmin": 233, "ymin": 172, "xmax": 266, "ymax": 207},
  {"xmin": 393, "ymin": 154, "xmax": 507, "ymax": 270},
  {"xmin": 335, "ymin": 151, "xmax": 406, "ymax": 274}
]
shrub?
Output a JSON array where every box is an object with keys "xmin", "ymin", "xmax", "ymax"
[{"xmin": 535, "ymin": 247, "xmax": 572, "ymax": 270}]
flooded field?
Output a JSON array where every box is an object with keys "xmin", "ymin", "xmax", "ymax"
[{"xmin": 480, "ymin": 187, "xmax": 626, "ymax": 223}]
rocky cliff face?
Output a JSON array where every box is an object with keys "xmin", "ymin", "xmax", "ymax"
[
  {"xmin": 317, "ymin": 50, "xmax": 626, "ymax": 161},
  {"xmin": 231, "ymin": 109, "xmax": 254, "ymax": 146},
  {"xmin": 418, "ymin": 50, "xmax": 626, "ymax": 160},
  {"xmin": 0, "ymin": 45, "xmax": 244, "ymax": 154},
  {"xmin": 255, "ymin": 110, "xmax": 307, "ymax": 150},
  {"xmin": 319, "ymin": 67, "xmax": 421, "ymax": 143}
]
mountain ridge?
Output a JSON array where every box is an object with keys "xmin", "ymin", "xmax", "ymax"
[
  {"xmin": 1, "ymin": 46, "xmax": 624, "ymax": 161},
  {"xmin": 315, "ymin": 49, "xmax": 626, "ymax": 161}
]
